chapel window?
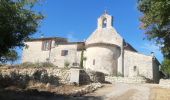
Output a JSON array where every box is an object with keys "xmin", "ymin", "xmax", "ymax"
[
  {"xmin": 102, "ymin": 18, "xmax": 107, "ymax": 28},
  {"xmin": 61, "ymin": 50, "xmax": 68, "ymax": 56},
  {"xmin": 133, "ymin": 66, "xmax": 137, "ymax": 71},
  {"xmin": 42, "ymin": 40, "xmax": 51, "ymax": 51},
  {"xmin": 93, "ymin": 59, "xmax": 95, "ymax": 65}
]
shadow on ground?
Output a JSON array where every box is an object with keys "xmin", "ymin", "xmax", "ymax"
[{"xmin": 0, "ymin": 88, "xmax": 103, "ymax": 100}]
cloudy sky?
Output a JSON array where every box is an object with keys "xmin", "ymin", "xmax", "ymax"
[{"xmin": 16, "ymin": 0, "xmax": 163, "ymax": 63}]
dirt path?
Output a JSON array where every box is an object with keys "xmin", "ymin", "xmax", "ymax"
[
  {"xmin": 1, "ymin": 82, "xmax": 170, "ymax": 100},
  {"xmin": 86, "ymin": 83, "xmax": 153, "ymax": 100}
]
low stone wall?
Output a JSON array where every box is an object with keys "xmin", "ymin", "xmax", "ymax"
[
  {"xmin": 69, "ymin": 68, "xmax": 105, "ymax": 85},
  {"xmin": 105, "ymin": 76, "xmax": 146, "ymax": 84},
  {"xmin": 159, "ymin": 79, "xmax": 170, "ymax": 88},
  {"xmin": 0, "ymin": 67, "xmax": 105, "ymax": 87},
  {"xmin": 0, "ymin": 67, "xmax": 70, "ymax": 85}
]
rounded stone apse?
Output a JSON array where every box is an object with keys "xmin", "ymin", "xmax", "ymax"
[{"xmin": 85, "ymin": 43, "xmax": 121, "ymax": 75}]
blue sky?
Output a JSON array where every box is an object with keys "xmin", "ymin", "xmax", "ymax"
[{"xmin": 16, "ymin": 0, "xmax": 163, "ymax": 63}]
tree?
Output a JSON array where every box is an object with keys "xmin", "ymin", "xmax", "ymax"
[
  {"xmin": 0, "ymin": 0, "xmax": 44, "ymax": 62},
  {"xmin": 1, "ymin": 50, "xmax": 19, "ymax": 64},
  {"xmin": 161, "ymin": 58, "xmax": 170, "ymax": 78},
  {"xmin": 138, "ymin": 0, "xmax": 170, "ymax": 58}
]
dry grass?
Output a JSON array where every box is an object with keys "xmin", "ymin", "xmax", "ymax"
[
  {"xmin": 150, "ymin": 87, "xmax": 170, "ymax": 100},
  {"xmin": 3, "ymin": 81, "xmax": 87, "ymax": 96},
  {"xmin": 27, "ymin": 81, "xmax": 86, "ymax": 95}
]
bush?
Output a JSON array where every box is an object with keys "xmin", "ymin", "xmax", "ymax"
[
  {"xmin": 64, "ymin": 61, "xmax": 70, "ymax": 69},
  {"xmin": 116, "ymin": 72, "xmax": 123, "ymax": 77},
  {"xmin": 19, "ymin": 62, "xmax": 36, "ymax": 68},
  {"xmin": 19, "ymin": 62, "xmax": 55, "ymax": 68},
  {"xmin": 86, "ymin": 70, "xmax": 105, "ymax": 83},
  {"xmin": 0, "ymin": 63, "xmax": 3, "ymax": 67},
  {"xmin": 0, "ymin": 72, "xmax": 30, "ymax": 88},
  {"xmin": 40, "ymin": 62, "xmax": 55, "ymax": 67},
  {"xmin": 161, "ymin": 58, "xmax": 170, "ymax": 78}
]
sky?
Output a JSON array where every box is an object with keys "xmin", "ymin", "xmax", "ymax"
[{"xmin": 16, "ymin": 0, "xmax": 163, "ymax": 63}]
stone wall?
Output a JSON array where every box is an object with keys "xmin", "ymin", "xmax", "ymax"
[
  {"xmin": 50, "ymin": 44, "xmax": 81, "ymax": 68},
  {"xmin": 0, "ymin": 67, "xmax": 70, "ymax": 85},
  {"xmin": 23, "ymin": 41, "xmax": 53, "ymax": 63},
  {"xmin": 105, "ymin": 76, "xmax": 146, "ymax": 84},
  {"xmin": 0, "ymin": 67, "xmax": 105, "ymax": 86},
  {"xmin": 85, "ymin": 45, "xmax": 120, "ymax": 75},
  {"xmin": 23, "ymin": 41, "xmax": 82, "ymax": 68},
  {"xmin": 159, "ymin": 79, "xmax": 170, "ymax": 88},
  {"xmin": 124, "ymin": 50, "xmax": 153, "ymax": 79},
  {"xmin": 69, "ymin": 68, "xmax": 105, "ymax": 85}
]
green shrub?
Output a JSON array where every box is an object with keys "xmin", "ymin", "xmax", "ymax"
[
  {"xmin": 41, "ymin": 62, "xmax": 55, "ymax": 67},
  {"xmin": 64, "ymin": 61, "xmax": 70, "ymax": 69},
  {"xmin": 116, "ymin": 72, "xmax": 123, "ymax": 77},
  {"xmin": 19, "ymin": 62, "xmax": 55, "ymax": 68},
  {"xmin": 161, "ymin": 58, "xmax": 170, "ymax": 78},
  {"xmin": 19, "ymin": 62, "xmax": 36, "ymax": 68},
  {"xmin": 0, "ymin": 63, "xmax": 3, "ymax": 67}
]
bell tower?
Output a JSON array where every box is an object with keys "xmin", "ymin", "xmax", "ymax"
[{"xmin": 97, "ymin": 10, "xmax": 113, "ymax": 29}]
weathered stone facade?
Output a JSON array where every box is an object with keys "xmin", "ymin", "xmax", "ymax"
[
  {"xmin": 124, "ymin": 50, "xmax": 160, "ymax": 83},
  {"xmin": 0, "ymin": 67, "xmax": 104, "ymax": 86},
  {"xmin": 0, "ymin": 67, "xmax": 70, "ymax": 84},
  {"xmin": 22, "ymin": 12, "xmax": 160, "ymax": 83},
  {"xmin": 23, "ymin": 39, "xmax": 84, "ymax": 68}
]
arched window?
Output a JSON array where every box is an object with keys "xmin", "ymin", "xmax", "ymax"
[{"xmin": 102, "ymin": 18, "xmax": 107, "ymax": 28}]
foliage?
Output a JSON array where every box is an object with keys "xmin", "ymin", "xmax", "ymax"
[
  {"xmin": 19, "ymin": 62, "xmax": 55, "ymax": 68},
  {"xmin": 1, "ymin": 50, "xmax": 19, "ymax": 64},
  {"xmin": 138, "ymin": 0, "xmax": 170, "ymax": 58},
  {"xmin": 0, "ymin": 0, "xmax": 44, "ymax": 62},
  {"xmin": 64, "ymin": 61, "xmax": 70, "ymax": 69},
  {"xmin": 40, "ymin": 62, "xmax": 55, "ymax": 67},
  {"xmin": 161, "ymin": 58, "xmax": 170, "ymax": 77},
  {"xmin": 116, "ymin": 72, "xmax": 123, "ymax": 77},
  {"xmin": 19, "ymin": 62, "xmax": 36, "ymax": 67}
]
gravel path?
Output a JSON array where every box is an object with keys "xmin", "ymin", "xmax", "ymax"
[{"xmin": 86, "ymin": 83, "xmax": 154, "ymax": 100}]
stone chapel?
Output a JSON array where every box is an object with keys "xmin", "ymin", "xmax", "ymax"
[{"xmin": 22, "ymin": 12, "xmax": 160, "ymax": 82}]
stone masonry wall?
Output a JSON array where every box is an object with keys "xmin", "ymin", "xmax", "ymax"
[
  {"xmin": 0, "ymin": 67, "xmax": 105, "ymax": 86},
  {"xmin": 23, "ymin": 41, "xmax": 82, "ymax": 68},
  {"xmin": 0, "ymin": 67, "xmax": 70, "ymax": 84},
  {"xmin": 50, "ymin": 44, "xmax": 81, "ymax": 68},
  {"xmin": 23, "ymin": 41, "xmax": 52, "ymax": 63},
  {"xmin": 124, "ymin": 50, "xmax": 154, "ymax": 80}
]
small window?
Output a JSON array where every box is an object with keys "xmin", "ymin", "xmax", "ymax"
[
  {"xmin": 61, "ymin": 50, "xmax": 68, "ymax": 56},
  {"xmin": 102, "ymin": 18, "xmax": 107, "ymax": 28},
  {"xmin": 72, "ymin": 62, "xmax": 79, "ymax": 66},
  {"xmin": 42, "ymin": 40, "xmax": 51, "ymax": 51},
  {"xmin": 93, "ymin": 59, "xmax": 95, "ymax": 65},
  {"xmin": 133, "ymin": 66, "xmax": 137, "ymax": 71}
]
